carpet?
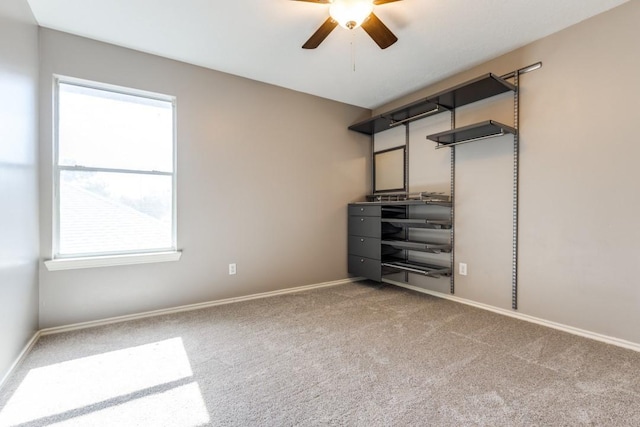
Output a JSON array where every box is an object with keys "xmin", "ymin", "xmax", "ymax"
[{"xmin": 1, "ymin": 282, "xmax": 639, "ymax": 426}]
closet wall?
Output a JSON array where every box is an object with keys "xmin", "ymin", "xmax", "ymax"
[{"xmin": 371, "ymin": 0, "xmax": 640, "ymax": 345}]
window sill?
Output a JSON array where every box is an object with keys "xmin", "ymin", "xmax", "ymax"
[{"xmin": 44, "ymin": 251, "xmax": 182, "ymax": 271}]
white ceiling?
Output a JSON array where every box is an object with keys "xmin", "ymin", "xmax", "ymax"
[{"xmin": 27, "ymin": 0, "xmax": 628, "ymax": 109}]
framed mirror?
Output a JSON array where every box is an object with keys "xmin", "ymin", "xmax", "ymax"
[{"xmin": 373, "ymin": 145, "xmax": 406, "ymax": 193}]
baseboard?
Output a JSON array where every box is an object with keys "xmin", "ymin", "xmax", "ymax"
[
  {"xmin": 40, "ymin": 277, "xmax": 363, "ymax": 336},
  {"xmin": 381, "ymin": 279, "xmax": 640, "ymax": 353},
  {"xmin": 0, "ymin": 331, "xmax": 41, "ymax": 391},
  {"xmin": 18, "ymin": 276, "xmax": 637, "ymax": 391},
  {"xmin": 2, "ymin": 278, "xmax": 361, "ymax": 391}
]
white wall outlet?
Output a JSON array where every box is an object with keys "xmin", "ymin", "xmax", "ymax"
[
  {"xmin": 459, "ymin": 262, "xmax": 467, "ymax": 276},
  {"xmin": 229, "ymin": 263, "xmax": 237, "ymax": 275}
]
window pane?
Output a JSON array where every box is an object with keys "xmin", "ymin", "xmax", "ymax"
[
  {"xmin": 58, "ymin": 83, "xmax": 174, "ymax": 172},
  {"xmin": 59, "ymin": 170, "xmax": 173, "ymax": 256}
]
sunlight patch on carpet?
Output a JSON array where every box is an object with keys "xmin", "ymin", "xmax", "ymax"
[
  {"xmin": 0, "ymin": 337, "xmax": 209, "ymax": 426},
  {"xmin": 48, "ymin": 382, "xmax": 209, "ymax": 427}
]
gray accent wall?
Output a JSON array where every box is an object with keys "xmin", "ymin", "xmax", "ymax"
[
  {"xmin": 0, "ymin": 0, "xmax": 40, "ymax": 380},
  {"xmin": 373, "ymin": 1, "xmax": 640, "ymax": 345},
  {"xmin": 37, "ymin": 29, "xmax": 370, "ymax": 328}
]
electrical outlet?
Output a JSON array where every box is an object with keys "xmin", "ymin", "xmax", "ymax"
[
  {"xmin": 459, "ymin": 263, "xmax": 467, "ymax": 276},
  {"xmin": 229, "ymin": 263, "xmax": 237, "ymax": 275}
]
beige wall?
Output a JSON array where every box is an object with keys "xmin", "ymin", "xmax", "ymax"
[
  {"xmin": 0, "ymin": 0, "xmax": 40, "ymax": 381},
  {"xmin": 373, "ymin": 1, "xmax": 640, "ymax": 344},
  {"xmin": 38, "ymin": 29, "xmax": 369, "ymax": 328},
  {"xmin": 30, "ymin": 1, "xmax": 640, "ymax": 347}
]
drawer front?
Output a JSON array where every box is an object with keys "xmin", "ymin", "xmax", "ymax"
[
  {"xmin": 348, "ymin": 204, "xmax": 381, "ymax": 217},
  {"xmin": 348, "ymin": 255, "xmax": 381, "ymax": 282},
  {"xmin": 348, "ymin": 236, "xmax": 381, "ymax": 260},
  {"xmin": 348, "ymin": 216, "xmax": 380, "ymax": 238}
]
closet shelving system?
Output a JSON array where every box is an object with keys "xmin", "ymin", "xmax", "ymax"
[{"xmin": 348, "ymin": 63, "xmax": 541, "ymax": 309}]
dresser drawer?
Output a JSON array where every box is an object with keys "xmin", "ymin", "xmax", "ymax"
[
  {"xmin": 348, "ymin": 255, "xmax": 381, "ymax": 282},
  {"xmin": 348, "ymin": 216, "xmax": 380, "ymax": 238},
  {"xmin": 348, "ymin": 236, "xmax": 381, "ymax": 260},
  {"xmin": 348, "ymin": 204, "xmax": 381, "ymax": 217}
]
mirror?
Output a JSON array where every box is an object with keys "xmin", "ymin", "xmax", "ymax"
[{"xmin": 373, "ymin": 146, "xmax": 406, "ymax": 193}]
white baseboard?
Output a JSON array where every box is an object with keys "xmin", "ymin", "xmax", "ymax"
[
  {"xmin": 9, "ymin": 276, "xmax": 635, "ymax": 393},
  {"xmin": 1, "ymin": 278, "xmax": 361, "ymax": 390},
  {"xmin": 0, "ymin": 331, "xmax": 41, "ymax": 391},
  {"xmin": 40, "ymin": 277, "xmax": 362, "ymax": 336},
  {"xmin": 382, "ymin": 279, "xmax": 640, "ymax": 353},
  {"xmin": 1, "ymin": 278, "xmax": 362, "ymax": 390}
]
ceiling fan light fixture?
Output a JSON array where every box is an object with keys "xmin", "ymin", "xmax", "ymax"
[{"xmin": 329, "ymin": 0, "xmax": 374, "ymax": 30}]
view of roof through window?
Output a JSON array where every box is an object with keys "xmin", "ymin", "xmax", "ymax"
[{"xmin": 56, "ymin": 81, "xmax": 175, "ymax": 257}]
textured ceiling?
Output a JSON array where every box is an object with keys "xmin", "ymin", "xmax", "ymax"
[{"xmin": 27, "ymin": 0, "xmax": 628, "ymax": 109}]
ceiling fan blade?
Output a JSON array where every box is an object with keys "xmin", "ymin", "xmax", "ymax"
[
  {"xmin": 302, "ymin": 17, "xmax": 338, "ymax": 49},
  {"xmin": 361, "ymin": 12, "xmax": 398, "ymax": 49},
  {"xmin": 373, "ymin": 0, "xmax": 402, "ymax": 4},
  {"xmin": 292, "ymin": 0, "xmax": 331, "ymax": 3}
]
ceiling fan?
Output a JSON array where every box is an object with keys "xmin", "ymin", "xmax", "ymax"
[{"xmin": 294, "ymin": 0, "xmax": 402, "ymax": 49}]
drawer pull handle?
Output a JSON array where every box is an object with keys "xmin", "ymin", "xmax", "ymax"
[
  {"xmin": 360, "ymin": 218, "xmax": 365, "ymax": 222},
  {"xmin": 360, "ymin": 208, "xmax": 364, "ymax": 211},
  {"xmin": 360, "ymin": 259, "xmax": 365, "ymax": 263},
  {"xmin": 360, "ymin": 238, "xmax": 365, "ymax": 242}
]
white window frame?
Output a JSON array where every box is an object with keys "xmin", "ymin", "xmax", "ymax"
[{"xmin": 45, "ymin": 76, "xmax": 181, "ymax": 271}]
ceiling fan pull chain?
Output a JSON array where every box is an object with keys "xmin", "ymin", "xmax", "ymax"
[{"xmin": 351, "ymin": 31, "xmax": 356, "ymax": 72}]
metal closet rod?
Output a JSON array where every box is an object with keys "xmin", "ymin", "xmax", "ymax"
[
  {"xmin": 388, "ymin": 106, "xmax": 443, "ymax": 127},
  {"xmin": 385, "ymin": 63, "xmax": 541, "ymax": 129},
  {"xmin": 435, "ymin": 131, "xmax": 506, "ymax": 149},
  {"xmin": 501, "ymin": 62, "xmax": 542, "ymax": 80}
]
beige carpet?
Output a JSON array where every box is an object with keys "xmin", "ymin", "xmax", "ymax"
[{"xmin": 1, "ymin": 282, "xmax": 639, "ymax": 426}]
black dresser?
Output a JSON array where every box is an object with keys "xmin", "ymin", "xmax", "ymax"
[
  {"xmin": 347, "ymin": 204, "xmax": 382, "ymax": 281},
  {"xmin": 348, "ymin": 201, "xmax": 452, "ymax": 283}
]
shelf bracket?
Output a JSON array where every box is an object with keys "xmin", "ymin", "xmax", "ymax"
[
  {"xmin": 511, "ymin": 69, "xmax": 521, "ymax": 310},
  {"xmin": 450, "ymin": 109, "xmax": 455, "ymax": 294}
]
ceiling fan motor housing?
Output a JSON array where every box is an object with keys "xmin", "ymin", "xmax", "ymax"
[
  {"xmin": 297, "ymin": 0, "xmax": 400, "ymax": 49},
  {"xmin": 330, "ymin": 0, "xmax": 374, "ymax": 29}
]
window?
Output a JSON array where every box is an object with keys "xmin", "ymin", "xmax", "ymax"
[{"xmin": 51, "ymin": 77, "xmax": 177, "ymax": 264}]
